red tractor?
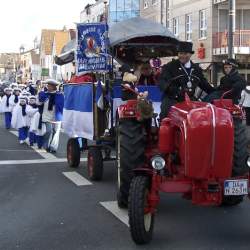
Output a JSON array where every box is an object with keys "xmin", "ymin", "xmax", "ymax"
[{"xmin": 117, "ymin": 89, "xmax": 250, "ymax": 244}]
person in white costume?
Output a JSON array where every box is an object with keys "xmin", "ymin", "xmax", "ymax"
[
  {"xmin": 9, "ymin": 87, "xmax": 22, "ymax": 112},
  {"xmin": 11, "ymin": 96, "xmax": 36, "ymax": 144},
  {"xmin": 0, "ymin": 87, "xmax": 13, "ymax": 129},
  {"xmin": 27, "ymin": 96, "xmax": 39, "ymax": 146}
]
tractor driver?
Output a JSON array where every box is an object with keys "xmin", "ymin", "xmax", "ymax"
[{"xmin": 159, "ymin": 41, "xmax": 215, "ymax": 120}]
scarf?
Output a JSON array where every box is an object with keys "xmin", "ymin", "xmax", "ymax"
[
  {"xmin": 48, "ymin": 93, "xmax": 56, "ymax": 111},
  {"xmin": 14, "ymin": 95, "xmax": 19, "ymax": 103},
  {"xmin": 30, "ymin": 103, "xmax": 37, "ymax": 108},
  {"xmin": 21, "ymin": 104, "xmax": 26, "ymax": 116},
  {"xmin": 6, "ymin": 95, "xmax": 11, "ymax": 107},
  {"xmin": 38, "ymin": 104, "xmax": 44, "ymax": 130}
]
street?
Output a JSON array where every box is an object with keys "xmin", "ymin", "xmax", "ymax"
[{"xmin": 0, "ymin": 114, "xmax": 249, "ymax": 250}]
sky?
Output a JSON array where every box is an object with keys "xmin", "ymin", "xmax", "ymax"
[{"xmin": 0, "ymin": 0, "xmax": 95, "ymax": 53}]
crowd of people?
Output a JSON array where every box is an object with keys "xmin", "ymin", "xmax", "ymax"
[{"xmin": 0, "ymin": 79, "xmax": 64, "ymax": 153}]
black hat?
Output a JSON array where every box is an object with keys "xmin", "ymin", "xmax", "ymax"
[
  {"xmin": 223, "ymin": 58, "xmax": 238, "ymax": 68},
  {"xmin": 177, "ymin": 41, "xmax": 194, "ymax": 54}
]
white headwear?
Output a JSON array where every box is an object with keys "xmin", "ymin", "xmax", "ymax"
[
  {"xmin": 4, "ymin": 87, "xmax": 12, "ymax": 93},
  {"xmin": 43, "ymin": 79, "xmax": 59, "ymax": 86}
]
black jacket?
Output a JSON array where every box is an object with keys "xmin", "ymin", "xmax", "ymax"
[
  {"xmin": 218, "ymin": 70, "xmax": 246, "ymax": 103},
  {"xmin": 159, "ymin": 59, "xmax": 214, "ymax": 101}
]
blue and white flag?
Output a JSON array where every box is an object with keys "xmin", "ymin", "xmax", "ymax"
[
  {"xmin": 112, "ymin": 85, "xmax": 162, "ymax": 125},
  {"xmin": 63, "ymin": 84, "xmax": 94, "ymax": 140}
]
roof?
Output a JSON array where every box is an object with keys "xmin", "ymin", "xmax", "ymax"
[
  {"xmin": 40, "ymin": 29, "xmax": 58, "ymax": 55},
  {"xmin": 53, "ymin": 31, "xmax": 70, "ymax": 56}
]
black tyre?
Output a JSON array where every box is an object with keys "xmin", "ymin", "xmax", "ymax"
[
  {"xmin": 67, "ymin": 138, "xmax": 80, "ymax": 168},
  {"xmin": 222, "ymin": 119, "xmax": 248, "ymax": 206},
  {"xmin": 129, "ymin": 176, "xmax": 154, "ymax": 245},
  {"xmin": 117, "ymin": 119, "xmax": 145, "ymax": 208},
  {"xmin": 87, "ymin": 147, "xmax": 103, "ymax": 181}
]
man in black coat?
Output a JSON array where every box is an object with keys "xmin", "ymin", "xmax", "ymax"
[
  {"xmin": 204, "ymin": 59, "xmax": 246, "ymax": 104},
  {"xmin": 159, "ymin": 41, "xmax": 214, "ymax": 119}
]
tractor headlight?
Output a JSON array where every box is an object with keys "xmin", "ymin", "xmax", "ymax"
[
  {"xmin": 247, "ymin": 157, "xmax": 250, "ymax": 168},
  {"xmin": 151, "ymin": 155, "xmax": 165, "ymax": 170}
]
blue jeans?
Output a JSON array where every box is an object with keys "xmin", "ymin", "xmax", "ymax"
[
  {"xmin": 18, "ymin": 127, "xmax": 29, "ymax": 141},
  {"xmin": 4, "ymin": 112, "xmax": 12, "ymax": 129},
  {"xmin": 29, "ymin": 132, "xmax": 37, "ymax": 145},
  {"xmin": 43, "ymin": 122, "xmax": 61, "ymax": 152}
]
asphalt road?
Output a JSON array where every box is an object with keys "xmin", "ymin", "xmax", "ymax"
[{"xmin": 0, "ymin": 114, "xmax": 250, "ymax": 250}]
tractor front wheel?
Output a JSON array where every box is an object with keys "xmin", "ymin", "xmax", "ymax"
[
  {"xmin": 129, "ymin": 176, "xmax": 154, "ymax": 245},
  {"xmin": 117, "ymin": 119, "xmax": 145, "ymax": 208},
  {"xmin": 87, "ymin": 147, "xmax": 103, "ymax": 181},
  {"xmin": 67, "ymin": 138, "xmax": 81, "ymax": 168}
]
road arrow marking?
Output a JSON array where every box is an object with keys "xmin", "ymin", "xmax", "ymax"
[
  {"xmin": 62, "ymin": 171, "xmax": 92, "ymax": 186},
  {"xmin": 100, "ymin": 201, "xmax": 129, "ymax": 227}
]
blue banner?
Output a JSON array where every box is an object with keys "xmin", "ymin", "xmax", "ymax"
[{"xmin": 76, "ymin": 23, "xmax": 109, "ymax": 75}]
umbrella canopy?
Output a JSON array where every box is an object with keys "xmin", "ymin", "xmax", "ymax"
[
  {"xmin": 109, "ymin": 17, "xmax": 177, "ymax": 47},
  {"xmin": 109, "ymin": 17, "xmax": 178, "ymax": 64}
]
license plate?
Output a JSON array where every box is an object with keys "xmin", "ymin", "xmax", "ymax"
[{"xmin": 224, "ymin": 179, "xmax": 249, "ymax": 196}]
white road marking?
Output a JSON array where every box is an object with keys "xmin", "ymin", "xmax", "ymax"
[
  {"xmin": 62, "ymin": 171, "xmax": 92, "ymax": 186},
  {"xmin": 100, "ymin": 201, "xmax": 129, "ymax": 227},
  {"xmin": 0, "ymin": 158, "xmax": 87, "ymax": 165},
  {"xmin": 9, "ymin": 130, "xmax": 57, "ymax": 160}
]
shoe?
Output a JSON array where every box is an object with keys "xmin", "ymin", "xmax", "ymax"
[{"xmin": 19, "ymin": 140, "xmax": 24, "ymax": 144}]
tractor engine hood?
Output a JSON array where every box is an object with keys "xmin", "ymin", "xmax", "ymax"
[{"xmin": 167, "ymin": 101, "xmax": 234, "ymax": 179}]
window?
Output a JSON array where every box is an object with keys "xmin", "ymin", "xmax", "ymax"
[
  {"xmin": 144, "ymin": 0, "xmax": 148, "ymax": 9},
  {"xmin": 186, "ymin": 14, "xmax": 192, "ymax": 41},
  {"xmin": 173, "ymin": 17, "xmax": 179, "ymax": 37},
  {"xmin": 199, "ymin": 9, "xmax": 207, "ymax": 39}
]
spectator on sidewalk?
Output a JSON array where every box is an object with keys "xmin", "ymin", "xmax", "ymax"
[{"xmin": 38, "ymin": 79, "xmax": 64, "ymax": 153}]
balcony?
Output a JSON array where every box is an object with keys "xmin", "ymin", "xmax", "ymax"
[{"xmin": 213, "ymin": 30, "xmax": 250, "ymax": 55}]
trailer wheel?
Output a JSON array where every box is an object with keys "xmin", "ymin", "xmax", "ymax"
[
  {"xmin": 67, "ymin": 138, "xmax": 80, "ymax": 168},
  {"xmin": 222, "ymin": 119, "xmax": 248, "ymax": 206},
  {"xmin": 129, "ymin": 176, "xmax": 154, "ymax": 245},
  {"xmin": 87, "ymin": 147, "xmax": 103, "ymax": 181},
  {"xmin": 117, "ymin": 119, "xmax": 145, "ymax": 208}
]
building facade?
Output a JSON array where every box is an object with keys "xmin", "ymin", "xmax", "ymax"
[
  {"xmin": 0, "ymin": 53, "xmax": 20, "ymax": 82},
  {"xmin": 80, "ymin": 0, "xmax": 140, "ymax": 25},
  {"xmin": 109, "ymin": 0, "xmax": 140, "ymax": 24},
  {"xmin": 80, "ymin": 0, "xmax": 109, "ymax": 23},
  {"xmin": 19, "ymin": 49, "xmax": 41, "ymax": 83},
  {"xmin": 40, "ymin": 28, "xmax": 74, "ymax": 81},
  {"xmin": 140, "ymin": 0, "xmax": 250, "ymax": 84}
]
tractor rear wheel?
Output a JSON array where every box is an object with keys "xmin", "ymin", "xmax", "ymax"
[
  {"xmin": 117, "ymin": 119, "xmax": 145, "ymax": 208},
  {"xmin": 129, "ymin": 176, "xmax": 154, "ymax": 245},
  {"xmin": 87, "ymin": 147, "xmax": 103, "ymax": 181},
  {"xmin": 67, "ymin": 138, "xmax": 81, "ymax": 168},
  {"xmin": 222, "ymin": 119, "xmax": 248, "ymax": 206}
]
